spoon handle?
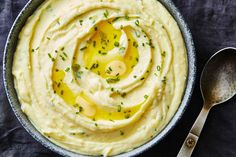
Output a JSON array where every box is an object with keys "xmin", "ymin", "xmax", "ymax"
[{"xmin": 177, "ymin": 106, "xmax": 210, "ymax": 157}]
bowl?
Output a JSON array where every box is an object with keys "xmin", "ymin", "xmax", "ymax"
[{"xmin": 3, "ymin": 0, "xmax": 196, "ymax": 156}]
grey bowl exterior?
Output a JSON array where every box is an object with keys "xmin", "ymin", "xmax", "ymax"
[{"xmin": 3, "ymin": 0, "xmax": 196, "ymax": 157}]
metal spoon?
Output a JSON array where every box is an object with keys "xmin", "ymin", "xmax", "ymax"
[{"xmin": 177, "ymin": 47, "xmax": 236, "ymax": 157}]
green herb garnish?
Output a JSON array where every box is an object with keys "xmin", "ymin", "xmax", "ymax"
[
  {"xmin": 106, "ymin": 77, "xmax": 120, "ymax": 83},
  {"xmin": 93, "ymin": 41, "xmax": 96, "ymax": 47},
  {"xmin": 124, "ymin": 15, "xmax": 129, "ymax": 20},
  {"xmin": 120, "ymin": 130, "xmax": 124, "ymax": 136},
  {"xmin": 48, "ymin": 53, "xmax": 55, "ymax": 62},
  {"xmin": 144, "ymin": 95, "xmax": 149, "ymax": 99},
  {"xmin": 135, "ymin": 20, "xmax": 140, "ymax": 26},
  {"xmin": 117, "ymin": 105, "xmax": 122, "ymax": 112},
  {"xmin": 111, "ymin": 17, "xmax": 119, "ymax": 23},
  {"xmin": 104, "ymin": 10, "xmax": 109, "ymax": 18},
  {"xmin": 90, "ymin": 63, "xmax": 99, "ymax": 70},
  {"xmin": 162, "ymin": 76, "xmax": 167, "ymax": 84},
  {"xmin": 140, "ymin": 77, "xmax": 145, "ymax": 81},
  {"xmin": 114, "ymin": 41, "xmax": 120, "ymax": 47},
  {"xmin": 65, "ymin": 67, "xmax": 70, "ymax": 72},
  {"xmin": 79, "ymin": 20, "xmax": 83, "ymax": 26},
  {"xmin": 119, "ymin": 47, "xmax": 126, "ymax": 53},
  {"xmin": 161, "ymin": 51, "xmax": 166, "ymax": 57},
  {"xmin": 133, "ymin": 41, "xmax": 139, "ymax": 48},
  {"xmin": 79, "ymin": 106, "xmax": 83, "ymax": 112},
  {"xmin": 75, "ymin": 71, "xmax": 83, "ymax": 79},
  {"xmin": 80, "ymin": 46, "xmax": 87, "ymax": 51}
]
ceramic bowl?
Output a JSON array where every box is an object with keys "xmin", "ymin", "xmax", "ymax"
[{"xmin": 3, "ymin": 0, "xmax": 196, "ymax": 156}]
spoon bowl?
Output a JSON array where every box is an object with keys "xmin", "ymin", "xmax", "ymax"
[{"xmin": 201, "ymin": 47, "xmax": 236, "ymax": 108}]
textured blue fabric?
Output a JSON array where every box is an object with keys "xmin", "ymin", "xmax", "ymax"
[{"xmin": 0, "ymin": 0, "xmax": 236, "ymax": 157}]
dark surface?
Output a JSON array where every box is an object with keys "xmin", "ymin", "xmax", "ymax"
[{"xmin": 0, "ymin": 0, "xmax": 236, "ymax": 157}]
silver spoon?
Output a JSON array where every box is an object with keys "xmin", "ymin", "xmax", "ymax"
[{"xmin": 177, "ymin": 47, "xmax": 236, "ymax": 157}]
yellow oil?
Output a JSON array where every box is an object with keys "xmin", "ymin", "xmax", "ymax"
[
  {"xmin": 52, "ymin": 21, "xmax": 142, "ymax": 121},
  {"xmin": 52, "ymin": 69, "xmax": 142, "ymax": 120},
  {"xmin": 83, "ymin": 21, "xmax": 139, "ymax": 80},
  {"xmin": 52, "ymin": 69, "xmax": 77, "ymax": 105}
]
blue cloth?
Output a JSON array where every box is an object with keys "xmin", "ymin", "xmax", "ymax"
[{"xmin": 0, "ymin": 0, "xmax": 236, "ymax": 156}]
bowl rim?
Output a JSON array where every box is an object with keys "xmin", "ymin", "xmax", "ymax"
[{"xmin": 3, "ymin": 0, "xmax": 196, "ymax": 156}]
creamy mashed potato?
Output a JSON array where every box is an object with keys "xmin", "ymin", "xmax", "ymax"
[{"xmin": 13, "ymin": 0, "xmax": 187, "ymax": 156}]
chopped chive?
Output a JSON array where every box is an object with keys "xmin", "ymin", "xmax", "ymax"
[
  {"xmin": 80, "ymin": 46, "xmax": 87, "ymax": 51},
  {"xmin": 157, "ymin": 65, "xmax": 161, "ymax": 71},
  {"xmin": 113, "ymin": 34, "xmax": 117, "ymax": 39},
  {"xmin": 112, "ymin": 17, "xmax": 120, "ymax": 22},
  {"xmin": 121, "ymin": 92, "xmax": 127, "ymax": 98},
  {"xmin": 119, "ymin": 47, "xmax": 126, "ymax": 53},
  {"xmin": 48, "ymin": 53, "xmax": 55, "ymax": 62},
  {"xmin": 162, "ymin": 76, "xmax": 167, "ymax": 84},
  {"xmin": 133, "ymin": 75, "xmax": 137, "ymax": 78},
  {"xmin": 63, "ymin": 52, "xmax": 68, "ymax": 58},
  {"xmin": 104, "ymin": 10, "xmax": 109, "ymax": 18},
  {"xmin": 125, "ymin": 114, "xmax": 130, "ymax": 119},
  {"xmin": 140, "ymin": 77, "xmax": 145, "ymax": 80},
  {"xmin": 106, "ymin": 77, "xmax": 120, "ymax": 83},
  {"xmin": 135, "ymin": 20, "xmax": 140, "ymax": 26},
  {"xmin": 79, "ymin": 106, "xmax": 83, "ymax": 112},
  {"xmin": 59, "ymin": 55, "xmax": 66, "ymax": 61},
  {"xmin": 61, "ymin": 47, "xmax": 65, "ymax": 51},
  {"xmin": 75, "ymin": 71, "xmax": 83, "ymax": 79},
  {"xmin": 98, "ymin": 50, "xmax": 107, "ymax": 55},
  {"xmin": 144, "ymin": 95, "xmax": 149, "ymax": 99},
  {"xmin": 79, "ymin": 20, "xmax": 83, "ymax": 26},
  {"xmin": 65, "ymin": 67, "xmax": 70, "ymax": 72},
  {"xmin": 56, "ymin": 20, "xmax": 60, "ymax": 25},
  {"xmin": 93, "ymin": 41, "xmax": 96, "ymax": 47},
  {"xmin": 135, "ymin": 31, "xmax": 140, "ymax": 38},
  {"xmin": 133, "ymin": 41, "xmax": 139, "ymax": 48},
  {"xmin": 90, "ymin": 63, "xmax": 99, "ymax": 70},
  {"xmin": 114, "ymin": 41, "xmax": 120, "ymax": 47},
  {"xmin": 124, "ymin": 15, "xmax": 129, "ymax": 20},
  {"xmin": 162, "ymin": 51, "xmax": 166, "ymax": 57},
  {"xmin": 117, "ymin": 105, "xmax": 122, "ymax": 112}
]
